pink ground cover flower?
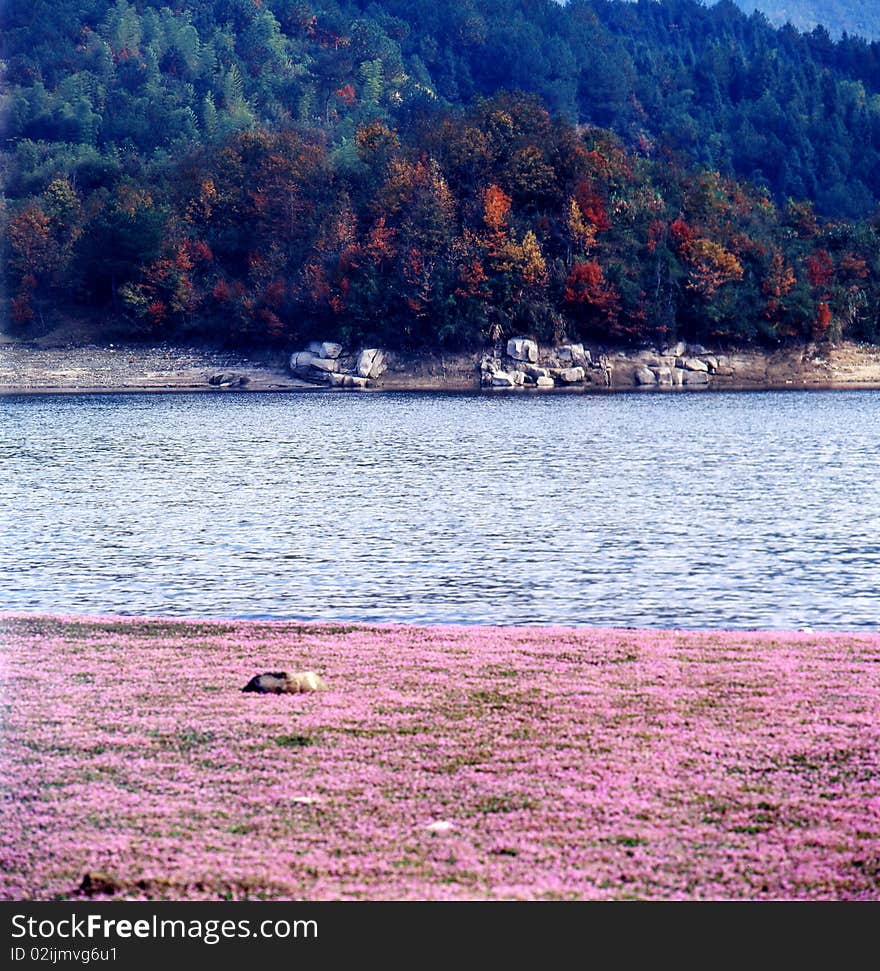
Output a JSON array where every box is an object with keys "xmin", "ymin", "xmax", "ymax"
[{"xmin": 0, "ymin": 614, "xmax": 878, "ymax": 900}]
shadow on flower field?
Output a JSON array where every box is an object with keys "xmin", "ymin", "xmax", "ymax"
[{"xmin": 1, "ymin": 615, "xmax": 878, "ymax": 900}]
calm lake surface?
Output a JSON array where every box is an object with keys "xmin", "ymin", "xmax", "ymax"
[{"xmin": 1, "ymin": 389, "xmax": 878, "ymax": 629}]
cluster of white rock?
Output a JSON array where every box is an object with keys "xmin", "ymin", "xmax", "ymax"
[
  {"xmin": 289, "ymin": 342, "xmax": 386, "ymax": 389},
  {"xmin": 481, "ymin": 338, "xmax": 607, "ymax": 389},
  {"xmin": 631, "ymin": 342, "xmax": 731, "ymax": 388}
]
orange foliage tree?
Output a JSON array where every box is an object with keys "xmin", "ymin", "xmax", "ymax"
[{"xmin": 563, "ymin": 259, "xmax": 620, "ymax": 334}]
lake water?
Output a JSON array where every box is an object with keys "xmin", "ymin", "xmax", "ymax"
[{"xmin": 1, "ymin": 389, "xmax": 878, "ymax": 629}]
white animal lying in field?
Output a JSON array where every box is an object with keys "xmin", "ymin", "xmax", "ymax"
[{"xmin": 241, "ymin": 671, "xmax": 327, "ymax": 694}]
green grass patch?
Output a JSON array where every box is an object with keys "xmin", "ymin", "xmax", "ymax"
[{"xmin": 274, "ymin": 734, "xmax": 316, "ymax": 748}]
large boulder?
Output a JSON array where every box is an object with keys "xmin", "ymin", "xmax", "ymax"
[
  {"xmin": 635, "ymin": 367, "xmax": 657, "ymax": 386},
  {"xmin": 653, "ymin": 366, "xmax": 673, "ymax": 386},
  {"xmin": 308, "ymin": 341, "xmax": 343, "ymax": 359},
  {"xmin": 635, "ymin": 351, "xmax": 676, "ymax": 368},
  {"xmin": 558, "ymin": 366, "xmax": 585, "ymax": 384},
  {"xmin": 671, "ymin": 368, "xmax": 685, "ymax": 386},
  {"xmin": 356, "ymin": 348, "xmax": 386, "ymax": 378},
  {"xmin": 507, "ymin": 338, "xmax": 538, "ymax": 363},
  {"xmin": 480, "ymin": 357, "xmax": 501, "ymax": 386},
  {"xmin": 683, "ymin": 370, "xmax": 709, "ymax": 386},
  {"xmin": 677, "ymin": 357, "xmax": 709, "ymax": 372},
  {"xmin": 558, "ymin": 343, "xmax": 590, "ymax": 368},
  {"xmin": 343, "ymin": 375, "xmax": 369, "ymax": 389},
  {"xmin": 491, "ymin": 372, "xmax": 517, "ymax": 387},
  {"xmin": 290, "ymin": 350, "xmax": 317, "ymax": 372},
  {"xmin": 329, "ymin": 373, "xmax": 369, "ymax": 390},
  {"xmin": 519, "ymin": 363, "xmax": 549, "ymax": 380},
  {"xmin": 535, "ymin": 376, "xmax": 555, "ymax": 388},
  {"xmin": 242, "ymin": 671, "xmax": 328, "ymax": 694},
  {"xmin": 290, "ymin": 351, "xmax": 330, "ymax": 383},
  {"xmin": 309, "ymin": 357, "xmax": 339, "ymax": 373}
]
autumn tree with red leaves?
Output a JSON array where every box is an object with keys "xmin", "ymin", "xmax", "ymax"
[
  {"xmin": 563, "ymin": 260, "xmax": 620, "ymax": 336},
  {"xmin": 7, "ymin": 86, "xmax": 880, "ymax": 349}
]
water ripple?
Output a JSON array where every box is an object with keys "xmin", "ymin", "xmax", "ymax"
[{"xmin": 1, "ymin": 389, "xmax": 878, "ymax": 629}]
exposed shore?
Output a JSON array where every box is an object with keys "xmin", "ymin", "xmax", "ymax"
[
  {"xmin": 2, "ymin": 613, "xmax": 878, "ymax": 900},
  {"xmin": 3, "ymin": 336, "xmax": 880, "ymax": 395}
]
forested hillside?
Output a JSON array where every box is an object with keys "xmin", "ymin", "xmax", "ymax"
[
  {"xmin": 729, "ymin": 1, "xmax": 880, "ymax": 41},
  {"xmin": 3, "ymin": 0, "xmax": 880, "ymax": 350},
  {"xmin": 7, "ymin": 0, "xmax": 880, "ymax": 214}
]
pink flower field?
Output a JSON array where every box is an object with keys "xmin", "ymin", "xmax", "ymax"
[{"xmin": 1, "ymin": 614, "xmax": 878, "ymax": 900}]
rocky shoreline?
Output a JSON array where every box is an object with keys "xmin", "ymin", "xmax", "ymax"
[{"xmin": 2, "ymin": 336, "xmax": 880, "ymax": 395}]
